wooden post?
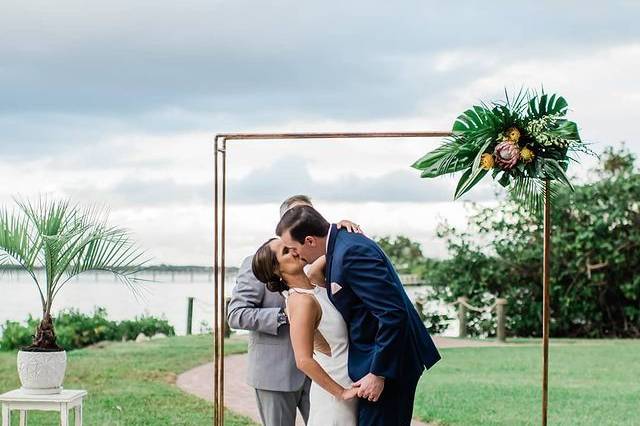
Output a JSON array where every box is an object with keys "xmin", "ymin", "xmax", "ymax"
[
  {"xmin": 496, "ymin": 298, "xmax": 507, "ymax": 343},
  {"xmin": 186, "ymin": 297, "xmax": 194, "ymax": 335},
  {"xmin": 542, "ymin": 179, "xmax": 552, "ymax": 426},
  {"xmin": 457, "ymin": 296, "xmax": 468, "ymax": 338}
]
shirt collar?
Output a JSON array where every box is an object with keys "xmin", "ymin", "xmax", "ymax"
[{"xmin": 326, "ymin": 224, "xmax": 332, "ymax": 253}]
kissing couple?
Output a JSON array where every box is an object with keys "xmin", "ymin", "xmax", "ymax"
[{"xmin": 228, "ymin": 195, "xmax": 440, "ymax": 426}]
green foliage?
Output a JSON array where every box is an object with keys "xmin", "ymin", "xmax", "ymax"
[
  {"xmin": 375, "ymin": 235, "xmax": 425, "ymax": 274},
  {"xmin": 118, "ymin": 315, "xmax": 176, "ymax": 341},
  {"xmin": 0, "ymin": 335, "xmax": 254, "ymax": 425},
  {"xmin": 413, "ymin": 89, "xmax": 592, "ymax": 213},
  {"xmin": 0, "ymin": 319, "xmax": 36, "ymax": 350},
  {"xmin": 422, "ymin": 310, "xmax": 451, "ymax": 335},
  {"xmin": 0, "ymin": 309, "xmax": 175, "ymax": 351},
  {"xmin": 422, "ymin": 145, "xmax": 640, "ymax": 338},
  {"xmin": 53, "ymin": 308, "xmax": 120, "ymax": 350},
  {"xmin": 0, "ymin": 197, "xmax": 148, "ymax": 348},
  {"xmin": 414, "ymin": 341, "xmax": 640, "ymax": 425}
]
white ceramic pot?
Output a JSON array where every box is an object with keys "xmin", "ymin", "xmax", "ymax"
[{"xmin": 17, "ymin": 350, "xmax": 67, "ymax": 395}]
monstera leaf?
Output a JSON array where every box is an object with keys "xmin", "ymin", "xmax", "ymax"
[
  {"xmin": 528, "ymin": 93, "xmax": 568, "ymax": 118},
  {"xmin": 413, "ymin": 89, "xmax": 591, "ymax": 213}
]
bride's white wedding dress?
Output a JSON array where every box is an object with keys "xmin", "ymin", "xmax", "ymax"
[{"xmin": 287, "ymin": 286, "xmax": 357, "ymax": 426}]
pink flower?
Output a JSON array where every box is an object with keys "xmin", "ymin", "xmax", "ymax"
[{"xmin": 494, "ymin": 141, "xmax": 520, "ymax": 170}]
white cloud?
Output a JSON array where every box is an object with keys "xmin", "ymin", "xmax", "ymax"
[{"xmin": 1, "ymin": 3, "xmax": 638, "ymax": 266}]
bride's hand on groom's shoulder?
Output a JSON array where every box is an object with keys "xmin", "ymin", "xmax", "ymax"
[{"xmin": 337, "ymin": 220, "xmax": 364, "ymax": 234}]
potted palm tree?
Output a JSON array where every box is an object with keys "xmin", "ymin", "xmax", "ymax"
[{"xmin": 0, "ymin": 197, "xmax": 147, "ymax": 394}]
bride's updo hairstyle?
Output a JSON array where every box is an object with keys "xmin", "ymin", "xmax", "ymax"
[{"xmin": 252, "ymin": 238, "xmax": 288, "ymax": 293}]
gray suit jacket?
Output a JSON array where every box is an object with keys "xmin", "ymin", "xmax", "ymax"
[{"xmin": 227, "ymin": 256, "xmax": 306, "ymax": 392}]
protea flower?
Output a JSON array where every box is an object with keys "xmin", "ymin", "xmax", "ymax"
[
  {"xmin": 494, "ymin": 141, "xmax": 520, "ymax": 169},
  {"xmin": 520, "ymin": 146, "xmax": 535, "ymax": 163},
  {"xmin": 479, "ymin": 153, "xmax": 495, "ymax": 170}
]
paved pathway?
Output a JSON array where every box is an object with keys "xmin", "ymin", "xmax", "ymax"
[{"xmin": 177, "ymin": 336, "xmax": 503, "ymax": 425}]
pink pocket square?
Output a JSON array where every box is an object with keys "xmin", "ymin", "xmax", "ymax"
[{"xmin": 331, "ymin": 282, "xmax": 343, "ymax": 295}]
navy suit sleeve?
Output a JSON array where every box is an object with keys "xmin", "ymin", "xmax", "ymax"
[{"xmin": 342, "ymin": 243, "xmax": 408, "ymax": 380}]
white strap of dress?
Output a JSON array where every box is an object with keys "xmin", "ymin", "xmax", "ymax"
[{"xmin": 288, "ymin": 287, "xmax": 316, "ymax": 295}]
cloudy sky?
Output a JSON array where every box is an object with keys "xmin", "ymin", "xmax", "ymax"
[{"xmin": 1, "ymin": 1, "xmax": 638, "ymax": 266}]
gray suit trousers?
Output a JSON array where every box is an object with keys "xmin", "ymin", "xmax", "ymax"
[{"xmin": 255, "ymin": 377, "xmax": 311, "ymax": 426}]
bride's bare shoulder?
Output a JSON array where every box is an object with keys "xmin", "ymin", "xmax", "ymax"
[{"xmin": 287, "ymin": 292, "xmax": 322, "ymax": 322}]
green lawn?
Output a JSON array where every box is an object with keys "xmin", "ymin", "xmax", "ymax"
[
  {"xmin": 414, "ymin": 339, "xmax": 640, "ymax": 425},
  {"xmin": 0, "ymin": 335, "xmax": 252, "ymax": 425},
  {"xmin": 3, "ymin": 337, "xmax": 636, "ymax": 425}
]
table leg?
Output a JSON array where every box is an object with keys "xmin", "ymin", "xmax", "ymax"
[
  {"xmin": 2, "ymin": 404, "xmax": 11, "ymax": 426},
  {"xmin": 1, "ymin": 404, "xmax": 9, "ymax": 426},
  {"xmin": 18, "ymin": 411, "xmax": 26, "ymax": 426},
  {"xmin": 60, "ymin": 403, "xmax": 68, "ymax": 426},
  {"xmin": 74, "ymin": 403, "xmax": 82, "ymax": 426}
]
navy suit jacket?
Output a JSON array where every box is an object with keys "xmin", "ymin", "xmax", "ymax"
[{"xmin": 325, "ymin": 225, "xmax": 441, "ymax": 382}]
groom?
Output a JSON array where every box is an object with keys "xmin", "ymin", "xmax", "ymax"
[{"xmin": 276, "ymin": 205, "xmax": 441, "ymax": 426}]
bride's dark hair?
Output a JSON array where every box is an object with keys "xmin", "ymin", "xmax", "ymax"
[{"xmin": 252, "ymin": 238, "xmax": 288, "ymax": 293}]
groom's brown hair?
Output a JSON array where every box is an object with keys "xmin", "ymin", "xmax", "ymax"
[{"xmin": 276, "ymin": 205, "xmax": 329, "ymax": 244}]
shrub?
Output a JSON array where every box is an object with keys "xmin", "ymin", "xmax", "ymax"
[
  {"xmin": 54, "ymin": 308, "xmax": 120, "ymax": 350},
  {"xmin": 0, "ymin": 308, "xmax": 176, "ymax": 351},
  {"xmin": 422, "ymin": 145, "xmax": 640, "ymax": 338},
  {"xmin": 0, "ymin": 319, "xmax": 34, "ymax": 351},
  {"xmin": 118, "ymin": 315, "xmax": 175, "ymax": 341}
]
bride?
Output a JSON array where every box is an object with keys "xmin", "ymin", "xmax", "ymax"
[{"xmin": 252, "ymin": 237, "xmax": 358, "ymax": 426}]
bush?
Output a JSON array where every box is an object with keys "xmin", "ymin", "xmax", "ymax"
[
  {"xmin": 0, "ymin": 319, "xmax": 35, "ymax": 351},
  {"xmin": 422, "ymin": 145, "xmax": 640, "ymax": 338},
  {"xmin": 0, "ymin": 308, "xmax": 176, "ymax": 351},
  {"xmin": 54, "ymin": 308, "xmax": 120, "ymax": 350},
  {"xmin": 118, "ymin": 315, "xmax": 175, "ymax": 341}
]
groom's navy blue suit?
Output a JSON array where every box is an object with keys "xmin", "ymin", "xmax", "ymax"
[{"xmin": 325, "ymin": 224, "xmax": 441, "ymax": 426}]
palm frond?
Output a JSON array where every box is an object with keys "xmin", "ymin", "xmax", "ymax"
[
  {"xmin": 413, "ymin": 89, "xmax": 592, "ymax": 212},
  {"xmin": 509, "ymin": 178, "xmax": 564, "ymax": 214},
  {"xmin": 0, "ymin": 196, "xmax": 148, "ymax": 317}
]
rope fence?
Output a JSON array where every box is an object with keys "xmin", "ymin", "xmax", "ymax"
[
  {"xmin": 450, "ymin": 296, "xmax": 508, "ymax": 342},
  {"xmin": 189, "ymin": 292, "xmax": 508, "ymax": 342}
]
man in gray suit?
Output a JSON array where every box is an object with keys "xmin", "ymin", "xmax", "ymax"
[{"xmin": 227, "ymin": 195, "xmax": 361, "ymax": 426}]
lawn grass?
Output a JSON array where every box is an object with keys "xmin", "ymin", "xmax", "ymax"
[
  {"xmin": 3, "ymin": 337, "xmax": 636, "ymax": 425},
  {"xmin": 0, "ymin": 335, "xmax": 252, "ymax": 425},
  {"xmin": 414, "ymin": 339, "xmax": 640, "ymax": 425}
]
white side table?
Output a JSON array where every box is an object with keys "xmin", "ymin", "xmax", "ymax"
[{"xmin": 0, "ymin": 389, "xmax": 87, "ymax": 426}]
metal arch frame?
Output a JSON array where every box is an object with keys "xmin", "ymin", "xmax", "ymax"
[{"xmin": 212, "ymin": 131, "xmax": 553, "ymax": 426}]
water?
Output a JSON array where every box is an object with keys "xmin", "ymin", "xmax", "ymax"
[
  {"xmin": 0, "ymin": 271, "xmax": 455, "ymax": 336},
  {"xmin": 0, "ymin": 271, "xmax": 235, "ymax": 336}
]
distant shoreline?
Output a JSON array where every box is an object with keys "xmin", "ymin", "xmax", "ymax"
[{"xmin": 0, "ymin": 264, "xmax": 240, "ymax": 273}]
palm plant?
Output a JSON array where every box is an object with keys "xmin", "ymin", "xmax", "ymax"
[
  {"xmin": 0, "ymin": 197, "xmax": 147, "ymax": 351},
  {"xmin": 412, "ymin": 89, "xmax": 595, "ymax": 212}
]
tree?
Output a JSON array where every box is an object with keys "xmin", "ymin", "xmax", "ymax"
[
  {"xmin": 0, "ymin": 198, "xmax": 147, "ymax": 350},
  {"xmin": 423, "ymin": 145, "xmax": 640, "ymax": 337},
  {"xmin": 375, "ymin": 235, "xmax": 425, "ymax": 274}
]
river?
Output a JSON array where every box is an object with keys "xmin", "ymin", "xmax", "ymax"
[{"xmin": 0, "ymin": 270, "xmax": 455, "ymax": 336}]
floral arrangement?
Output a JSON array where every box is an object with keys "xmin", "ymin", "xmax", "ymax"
[{"xmin": 412, "ymin": 90, "xmax": 593, "ymax": 211}]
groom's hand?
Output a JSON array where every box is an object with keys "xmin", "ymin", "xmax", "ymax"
[{"xmin": 354, "ymin": 373, "xmax": 385, "ymax": 402}]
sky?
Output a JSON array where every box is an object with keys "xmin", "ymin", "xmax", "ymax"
[{"xmin": 1, "ymin": 1, "xmax": 638, "ymax": 266}]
